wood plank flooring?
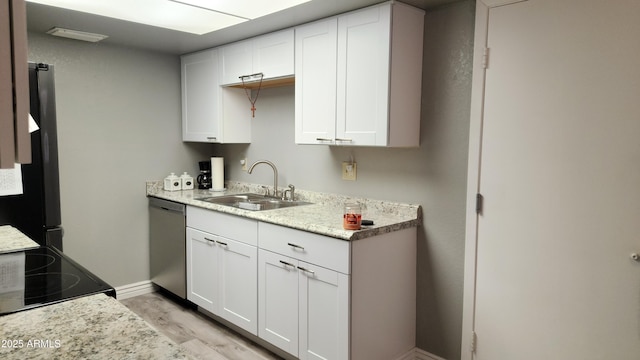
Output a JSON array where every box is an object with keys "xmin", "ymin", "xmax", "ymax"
[{"xmin": 120, "ymin": 292, "xmax": 282, "ymax": 360}]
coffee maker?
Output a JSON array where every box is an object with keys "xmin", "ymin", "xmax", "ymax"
[{"xmin": 197, "ymin": 161, "xmax": 212, "ymax": 189}]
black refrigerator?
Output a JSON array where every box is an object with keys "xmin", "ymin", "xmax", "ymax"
[{"xmin": 0, "ymin": 62, "xmax": 63, "ymax": 250}]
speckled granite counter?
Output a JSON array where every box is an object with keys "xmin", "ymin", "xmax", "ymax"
[
  {"xmin": 0, "ymin": 293, "xmax": 190, "ymax": 360},
  {"xmin": 0, "ymin": 226, "xmax": 39, "ymax": 254},
  {"xmin": 147, "ymin": 180, "xmax": 420, "ymax": 241}
]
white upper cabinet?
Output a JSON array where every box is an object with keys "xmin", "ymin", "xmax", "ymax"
[
  {"xmin": 294, "ymin": 18, "xmax": 338, "ymax": 145},
  {"xmin": 253, "ymin": 30, "xmax": 295, "ymax": 81},
  {"xmin": 295, "ymin": 2, "xmax": 424, "ymax": 147},
  {"xmin": 181, "ymin": 49, "xmax": 220, "ymax": 142},
  {"xmin": 220, "ymin": 29, "xmax": 294, "ymax": 86},
  {"xmin": 181, "ymin": 49, "xmax": 251, "ymax": 143},
  {"xmin": 219, "ymin": 39, "xmax": 252, "ymax": 86}
]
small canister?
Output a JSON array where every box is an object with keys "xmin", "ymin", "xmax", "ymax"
[
  {"xmin": 180, "ymin": 172, "xmax": 194, "ymax": 190},
  {"xmin": 164, "ymin": 173, "xmax": 181, "ymax": 191},
  {"xmin": 343, "ymin": 202, "xmax": 362, "ymax": 230}
]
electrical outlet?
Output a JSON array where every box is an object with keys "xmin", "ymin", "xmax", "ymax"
[
  {"xmin": 241, "ymin": 158, "xmax": 247, "ymax": 171},
  {"xmin": 342, "ymin": 162, "xmax": 357, "ymax": 181}
]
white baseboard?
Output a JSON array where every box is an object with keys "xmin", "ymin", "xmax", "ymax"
[
  {"xmin": 394, "ymin": 348, "xmax": 447, "ymax": 360},
  {"xmin": 415, "ymin": 348, "xmax": 447, "ymax": 360},
  {"xmin": 114, "ymin": 280, "xmax": 156, "ymax": 300},
  {"xmin": 395, "ymin": 349, "xmax": 418, "ymax": 360}
]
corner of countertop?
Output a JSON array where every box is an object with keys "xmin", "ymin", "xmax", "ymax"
[{"xmin": 146, "ymin": 180, "xmax": 163, "ymax": 194}]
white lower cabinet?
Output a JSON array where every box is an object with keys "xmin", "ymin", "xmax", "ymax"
[
  {"xmin": 298, "ymin": 259, "xmax": 349, "ymax": 360},
  {"xmin": 259, "ymin": 222, "xmax": 351, "ymax": 359},
  {"xmin": 258, "ymin": 249, "xmax": 349, "ymax": 359},
  {"xmin": 219, "ymin": 236, "xmax": 257, "ymax": 333},
  {"xmin": 186, "ymin": 207, "xmax": 258, "ymax": 335},
  {"xmin": 186, "ymin": 227, "xmax": 218, "ymax": 312},
  {"xmin": 185, "ymin": 206, "xmax": 416, "ymax": 360},
  {"xmin": 258, "ymin": 250, "xmax": 300, "ymax": 354}
]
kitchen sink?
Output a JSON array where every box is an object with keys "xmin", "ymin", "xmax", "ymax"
[{"xmin": 196, "ymin": 193, "xmax": 312, "ymax": 211}]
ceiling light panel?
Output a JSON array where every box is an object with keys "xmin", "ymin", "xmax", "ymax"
[
  {"xmin": 26, "ymin": 0, "xmax": 248, "ymax": 35},
  {"xmin": 170, "ymin": 0, "xmax": 311, "ymax": 19},
  {"xmin": 46, "ymin": 27, "xmax": 108, "ymax": 42}
]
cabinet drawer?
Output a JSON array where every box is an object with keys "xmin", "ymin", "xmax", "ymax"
[
  {"xmin": 258, "ymin": 222, "xmax": 350, "ymax": 274},
  {"xmin": 187, "ymin": 206, "xmax": 258, "ymax": 246}
]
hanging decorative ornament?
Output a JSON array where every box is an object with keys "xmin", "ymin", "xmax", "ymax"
[{"xmin": 239, "ymin": 73, "xmax": 264, "ymax": 118}]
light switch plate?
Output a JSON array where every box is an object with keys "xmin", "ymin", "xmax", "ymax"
[{"xmin": 342, "ymin": 162, "xmax": 357, "ymax": 181}]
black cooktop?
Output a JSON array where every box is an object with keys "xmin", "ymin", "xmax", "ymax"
[{"xmin": 0, "ymin": 246, "xmax": 115, "ymax": 316}]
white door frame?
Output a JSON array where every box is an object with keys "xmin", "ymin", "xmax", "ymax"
[{"xmin": 460, "ymin": 1, "xmax": 528, "ymax": 359}]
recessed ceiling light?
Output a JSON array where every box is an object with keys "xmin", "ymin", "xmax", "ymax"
[
  {"xmin": 46, "ymin": 27, "xmax": 108, "ymax": 42},
  {"xmin": 26, "ymin": 0, "xmax": 311, "ymax": 35}
]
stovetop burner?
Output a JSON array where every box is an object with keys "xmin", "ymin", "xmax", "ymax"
[
  {"xmin": 24, "ymin": 272, "xmax": 81, "ymax": 300},
  {"xmin": 24, "ymin": 253, "xmax": 56, "ymax": 273},
  {"xmin": 0, "ymin": 246, "xmax": 115, "ymax": 316}
]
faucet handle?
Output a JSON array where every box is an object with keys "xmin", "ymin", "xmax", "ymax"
[
  {"xmin": 283, "ymin": 184, "xmax": 296, "ymax": 201},
  {"xmin": 260, "ymin": 185, "xmax": 270, "ymax": 196}
]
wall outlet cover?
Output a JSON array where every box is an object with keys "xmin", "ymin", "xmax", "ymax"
[{"xmin": 342, "ymin": 162, "xmax": 357, "ymax": 181}]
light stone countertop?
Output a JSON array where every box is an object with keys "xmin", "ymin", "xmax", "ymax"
[
  {"xmin": 147, "ymin": 180, "xmax": 421, "ymax": 241},
  {"xmin": 0, "ymin": 293, "xmax": 191, "ymax": 360},
  {"xmin": 0, "ymin": 225, "xmax": 39, "ymax": 254}
]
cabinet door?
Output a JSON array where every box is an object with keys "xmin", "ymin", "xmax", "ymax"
[
  {"xmin": 294, "ymin": 18, "xmax": 338, "ymax": 144},
  {"xmin": 336, "ymin": 4, "xmax": 391, "ymax": 146},
  {"xmin": 0, "ymin": 2, "xmax": 12, "ymax": 166},
  {"xmin": 298, "ymin": 262, "xmax": 349, "ymax": 360},
  {"xmin": 253, "ymin": 29, "xmax": 294, "ymax": 80},
  {"xmin": 258, "ymin": 249, "xmax": 299, "ymax": 356},
  {"xmin": 219, "ymin": 237, "xmax": 258, "ymax": 335},
  {"xmin": 220, "ymin": 40, "xmax": 252, "ymax": 85},
  {"xmin": 181, "ymin": 50, "xmax": 220, "ymax": 142},
  {"xmin": 186, "ymin": 227, "xmax": 219, "ymax": 314},
  {"xmin": 0, "ymin": 0, "xmax": 29, "ymax": 167}
]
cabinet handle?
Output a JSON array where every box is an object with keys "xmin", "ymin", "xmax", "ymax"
[
  {"xmin": 297, "ymin": 266, "xmax": 315, "ymax": 275},
  {"xmin": 335, "ymin": 138, "xmax": 353, "ymax": 142},
  {"xmin": 279, "ymin": 260, "xmax": 295, "ymax": 268},
  {"xmin": 287, "ymin": 242, "xmax": 305, "ymax": 251},
  {"xmin": 239, "ymin": 72, "xmax": 264, "ymax": 80},
  {"xmin": 206, "ymin": 136, "xmax": 217, "ymax": 141},
  {"xmin": 315, "ymin": 138, "xmax": 334, "ymax": 142},
  {"xmin": 204, "ymin": 237, "xmax": 215, "ymax": 244},
  {"xmin": 215, "ymin": 240, "xmax": 227, "ymax": 246}
]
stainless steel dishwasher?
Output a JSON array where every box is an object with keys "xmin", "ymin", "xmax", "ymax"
[{"xmin": 149, "ymin": 197, "xmax": 186, "ymax": 299}]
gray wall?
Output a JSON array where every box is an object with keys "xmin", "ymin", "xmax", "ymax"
[
  {"xmin": 27, "ymin": 32, "xmax": 212, "ymax": 287},
  {"xmin": 27, "ymin": 1, "xmax": 473, "ymax": 358},
  {"xmin": 220, "ymin": 2, "xmax": 475, "ymax": 359}
]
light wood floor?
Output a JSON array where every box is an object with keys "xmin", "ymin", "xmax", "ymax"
[{"xmin": 120, "ymin": 292, "xmax": 282, "ymax": 360}]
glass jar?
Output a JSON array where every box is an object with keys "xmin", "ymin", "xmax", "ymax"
[{"xmin": 343, "ymin": 202, "xmax": 362, "ymax": 230}]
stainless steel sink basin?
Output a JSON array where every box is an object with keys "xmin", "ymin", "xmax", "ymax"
[{"xmin": 196, "ymin": 193, "xmax": 312, "ymax": 211}]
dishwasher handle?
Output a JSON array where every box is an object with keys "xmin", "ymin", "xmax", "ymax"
[{"xmin": 149, "ymin": 197, "xmax": 185, "ymax": 215}]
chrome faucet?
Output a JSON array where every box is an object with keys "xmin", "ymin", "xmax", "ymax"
[{"xmin": 248, "ymin": 160, "xmax": 279, "ymax": 198}]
